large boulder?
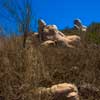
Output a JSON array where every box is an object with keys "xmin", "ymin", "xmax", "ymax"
[
  {"xmin": 43, "ymin": 25, "xmax": 59, "ymax": 41},
  {"xmin": 30, "ymin": 83, "xmax": 80, "ymax": 100},
  {"xmin": 74, "ymin": 19, "xmax": 87, "ymax": 32},
  {"xmin": 41, "ymin": 40, "xmax": 56, "ymax": 47},
  {"xmin": 38, "ymin": 19, "xmax": 61, "ymax": 41},
  {"xmin": 56, "ymin": 35, "xmax": 81, "ymax": 48}
]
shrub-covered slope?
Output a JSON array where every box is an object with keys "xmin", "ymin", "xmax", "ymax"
[{"xmin": 0, "ymin": 25, "xmax": 100, "ymax": 100}]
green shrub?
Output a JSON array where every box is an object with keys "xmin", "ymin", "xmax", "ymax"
[{"xmin": 86, "ymin": 23, "xmax": 100, "ymax": 44}]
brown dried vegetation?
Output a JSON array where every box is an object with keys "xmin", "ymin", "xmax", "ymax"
[{"xmin": 0, "ymin": 32, "xmax": 100, "ymax": 100}]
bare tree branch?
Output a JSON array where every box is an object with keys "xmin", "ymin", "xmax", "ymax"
[{"xmin": 0, "ymin": 0, "xmax": 36, "ymax": 48}]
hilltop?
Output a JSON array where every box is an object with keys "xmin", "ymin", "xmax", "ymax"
[{"xmin": 0, "ymin": 22, "xmax": 100, "ymax": 100}]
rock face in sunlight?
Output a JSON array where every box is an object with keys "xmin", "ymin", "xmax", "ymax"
[
  {"xmin": 38, "ymin": 19, "xmax": 81, "ymax": 48},
  {"xmin": 41, "ymin": 40, "xmax": 56, "ymax": 47},
  {"xmin": 56, "ymin": 35, "xmax": 81, "ymax": 48},
  {"xmin": 74, "ymin": 19, "xmax": 87, "ymax": 32},
  {"xmin": 30, "ymin": 83, "xmax": 80, "ymax": 100}
]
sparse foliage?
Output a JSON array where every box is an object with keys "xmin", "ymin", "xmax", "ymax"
[{"xmin": 0, "ymin": 0, "xmax": 36, "ymax": 47}]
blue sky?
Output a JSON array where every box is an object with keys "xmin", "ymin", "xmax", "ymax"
[
  {"xmin": 0, "ymin": 0, "xmax": 100, "ymax": 34},
  {"xmin": 33, "ymin": 0, "xmax": 100, "ymax": 29}
]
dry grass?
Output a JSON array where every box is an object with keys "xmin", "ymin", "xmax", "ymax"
[{"xmin": 0, "ymin": 34, "xmax": 100, "ymax": 100}]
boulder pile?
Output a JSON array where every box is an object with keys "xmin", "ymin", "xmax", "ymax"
[{"xmin": 38, "ymin": 19, "xmax": 81, "ymax": 48}]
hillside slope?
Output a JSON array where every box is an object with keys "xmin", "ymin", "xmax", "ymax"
[{"xmin": 0, "ymin": 27, "xmax": 100, "ymax": 100}]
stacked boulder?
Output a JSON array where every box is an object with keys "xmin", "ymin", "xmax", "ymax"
[
  {"xmin": 38, "ymin": 19, "xmax": 81, "ymax": 48},
  {"xmin": 74, "ymin": 19, "xmax": 87, "ymax": 32}
]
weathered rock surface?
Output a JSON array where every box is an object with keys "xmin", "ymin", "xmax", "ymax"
[
  {"xmin": 74, "ymin": 19, "xmax": 87, "ymax": 32},
  {"xmin": 30, "ymin": 83, "xmax": 80, "ymax": 100},
  {"xmin": 41, "ymin": 40, "xmax": 56, "ymax": 47},
  {"xmin": 38, "ymin": 19, "xmax": 81, "ymax": 48}
]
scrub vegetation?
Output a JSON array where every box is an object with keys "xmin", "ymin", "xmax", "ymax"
[{"xmin": 0, "ymin": 25, "xmax": 100, "ymax": 100}]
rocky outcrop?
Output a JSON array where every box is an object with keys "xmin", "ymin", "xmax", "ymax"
[
  {"xmin": 41, "ymin": 40, "xmax": 56, "ymax": 47},
  {"xmin": 38, "ymin": 19, "xmax": 81, "ymax": 48},
  {"xmin": 74, "ymin": 19, "xmax": 87, "ymax": 32},
  {"xmin": 30, "ymin": 83, "xmax": 80, "ymax": 100}
]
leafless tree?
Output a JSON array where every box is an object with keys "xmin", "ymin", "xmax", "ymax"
[{"xmin": 0, "ymin": 0, "xmax": 36, "ymax": 48}]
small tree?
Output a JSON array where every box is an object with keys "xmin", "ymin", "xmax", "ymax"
[{"xmin": 0, "ymin": 0, "xmax": 36, "ymax": 48}]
